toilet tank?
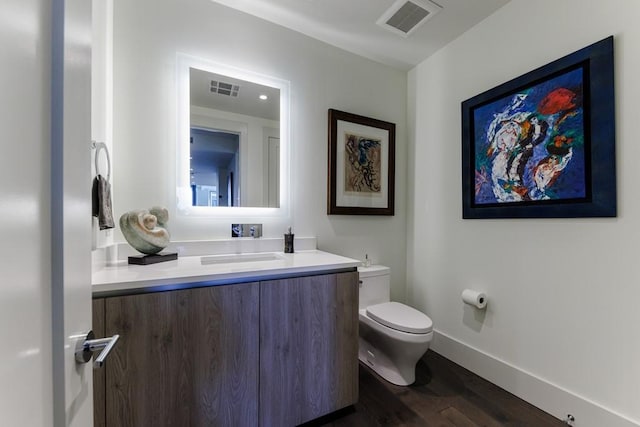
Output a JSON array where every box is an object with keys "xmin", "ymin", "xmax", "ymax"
[{"xmin": 357, "ymin": 265, "xmax": 390, "ymax": 309}]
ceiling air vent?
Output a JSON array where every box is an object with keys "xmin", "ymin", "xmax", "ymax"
[
  {"xmin": 210, "ymin": 80, "xmax": 240, "ymax": 97},
  {"xmin": 377, "ymin": 0, "xmax": 442, "ymax": 38}
]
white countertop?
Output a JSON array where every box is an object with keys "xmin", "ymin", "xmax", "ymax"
[{"xmin": 92, "ymin": 250, "xmax": 361, "ymax": 296}]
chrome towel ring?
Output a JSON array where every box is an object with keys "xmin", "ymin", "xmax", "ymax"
[{"xmin": 91, "ymin": 140, "xmax": 111, "ymax": 182}]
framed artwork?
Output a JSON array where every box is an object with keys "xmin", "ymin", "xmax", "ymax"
[
  {"xmin": 328, "ymin": 109, "xmax": 395, "ymax": 215},
  {"xmin": 462, "ymin": 36, "xmax": 616, "ymax": 219}
]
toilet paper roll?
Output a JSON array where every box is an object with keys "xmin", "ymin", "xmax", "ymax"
[{"xmin": 462, "ymin": 289, "xmax": 487, "ymax": 309}]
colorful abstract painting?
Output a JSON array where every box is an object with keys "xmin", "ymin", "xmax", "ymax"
[
  {"xmin": 473, "ymin": 66, "xmax": 587, "ymax": 205},
  {"xmin": 344, "ymin": 133, "xmax": 382, "ymax": 193},
  {"xmin": 462, "ymin": 36, "xmax": 616, "ymax": 219}
]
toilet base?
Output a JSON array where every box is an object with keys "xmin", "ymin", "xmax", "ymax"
[{"xmin": 359, "ymin": 337, "xmax": 424, "ymax": 386}]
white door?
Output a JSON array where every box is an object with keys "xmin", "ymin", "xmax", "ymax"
[
  {"xmin": 0, "ymin": 0, "xmax": 60, "ymax": 425},
  {"xmin": 0, "ymin": 0, "xmax": 95, "ymax": 426},
  {"xmin": 52, "ymin": 0, "xmax": 95, "ymax": 426}
]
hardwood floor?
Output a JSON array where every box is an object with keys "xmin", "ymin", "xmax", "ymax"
[{"xmin": 304, "ymin": 351, "xmax": 565, "ymax": 427}]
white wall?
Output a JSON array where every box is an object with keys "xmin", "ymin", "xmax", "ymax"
[
  {"xmin": 408, "ymin": 0, "xmax": 640, "ymax": 425},
  {"xmin": 112, "ymin": 0, "xmax": 408, "ymax": 297},
  {"xmin": 91, "ymin": 0, "xmax": 114, "ymax": 249}
]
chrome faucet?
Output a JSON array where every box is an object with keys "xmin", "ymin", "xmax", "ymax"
[{"xmin": 231, "ymin": 224, "xmax": 262, "ymax": 238}]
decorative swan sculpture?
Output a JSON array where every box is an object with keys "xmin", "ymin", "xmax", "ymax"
[{"xmin": 119, "ymin": 206, "xmax": 170, "ymax": 255}]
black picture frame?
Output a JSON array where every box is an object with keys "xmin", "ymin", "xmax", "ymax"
[
  {"xmin": 462, "ymin": 36, "xmax": 616, "ymax": 219},
  {"xmin": 328, "ymin": 109, "xmax": 395, "ymax": 215}
]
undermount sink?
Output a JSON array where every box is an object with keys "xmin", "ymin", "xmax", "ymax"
[{"xmin": 200, "ymin": 252, "xmax": 283, "ymax": 265}]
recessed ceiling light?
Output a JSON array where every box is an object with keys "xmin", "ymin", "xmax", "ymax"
[{"xmin": 259, "ymin": 94, "xmax": 268, "ymax": 100}]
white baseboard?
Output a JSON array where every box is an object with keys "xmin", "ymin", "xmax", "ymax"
[{"xmin": 432, "ymin": 330, "xmax": 639, "ymax": 427}]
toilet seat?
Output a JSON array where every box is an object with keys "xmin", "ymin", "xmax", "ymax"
[{"xmin": 366, "ymin": 302, "xmax": 433, "ymax": 334}]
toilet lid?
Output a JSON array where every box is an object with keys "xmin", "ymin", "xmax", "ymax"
[{"xmin": 366, "ymin": 302, "xmax": 433, "ymax": 334}]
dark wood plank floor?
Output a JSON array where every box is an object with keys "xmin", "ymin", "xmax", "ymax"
[{"xmin": 304, "ymin": 351, "xmax": 565, "ymax": 427}]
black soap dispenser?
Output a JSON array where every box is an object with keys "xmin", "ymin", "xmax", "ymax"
[{"xmin": 284, "ymin": 227, "xmax": 294, "ymax": 253}]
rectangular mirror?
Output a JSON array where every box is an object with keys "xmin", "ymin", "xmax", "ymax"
[
  {"xmin": 177, "ymin": 54, "xmax": 289, "ymax": 216},
  {"xmin": 190, "ymin": 68, "xmax": 280, "ymax": 207}
]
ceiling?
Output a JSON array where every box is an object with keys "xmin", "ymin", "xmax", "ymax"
[
  {"xmin": 209, "ymin": 0, "xmax": 511, "ymax": 70},
  {"xmin": 190, "ymin": 68, "xmax": 280, "ymax": 121}
]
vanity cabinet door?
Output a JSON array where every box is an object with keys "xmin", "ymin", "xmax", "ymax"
[
  {"xmin": 100, "ymin": 283, "xmax": 259, "ymax": 427},
  {"xmin": 92, "ymin": 298, "xmax": 106, "ymax": 427},
  {"xmin": 259, "ymin": 271, "xmax": 359, "ymax": 426}
]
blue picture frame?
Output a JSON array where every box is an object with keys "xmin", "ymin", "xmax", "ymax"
[{"xmin": 462, "ymin": 36, "xmax": 616, "ymax": 219}]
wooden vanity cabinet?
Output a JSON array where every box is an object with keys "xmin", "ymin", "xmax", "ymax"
[
  {"xmin": 92, "ymin": 298, "xmax": 106, "ymax": 427},
  {"xmin": 93, "ymin": 270, "xmax": 359, "ymax": 427},
  {"xmin": 93, "ymin": 282, "xmax": 260, "ymax": 427}
]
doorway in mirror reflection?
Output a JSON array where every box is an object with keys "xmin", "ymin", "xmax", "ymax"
[{"xmin": 190, "ymin": 127, "xmax": 239, "ymax": 207}]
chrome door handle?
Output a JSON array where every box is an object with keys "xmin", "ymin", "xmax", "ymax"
[{"xmin": 75, "ymin": 330, "xmax": 120, "ymax": 368}]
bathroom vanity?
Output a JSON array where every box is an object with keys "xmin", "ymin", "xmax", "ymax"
[{"xmin": 92, "ymin": 250, "xmax": 360, "ymax": 426}]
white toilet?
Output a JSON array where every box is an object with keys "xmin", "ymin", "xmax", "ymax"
[{"xmin": 358, "ymin": 265, "xmax": 433, "ymax": 386}]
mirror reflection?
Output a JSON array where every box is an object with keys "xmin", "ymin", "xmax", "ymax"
[{"xmin": 189, "ymin": 68, "xmax": 280, "ymax": 207}]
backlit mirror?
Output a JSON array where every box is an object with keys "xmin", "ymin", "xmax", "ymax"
[{"xmin": 177, "ymin": 54, "xmax": 290, "ymax": 215}]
